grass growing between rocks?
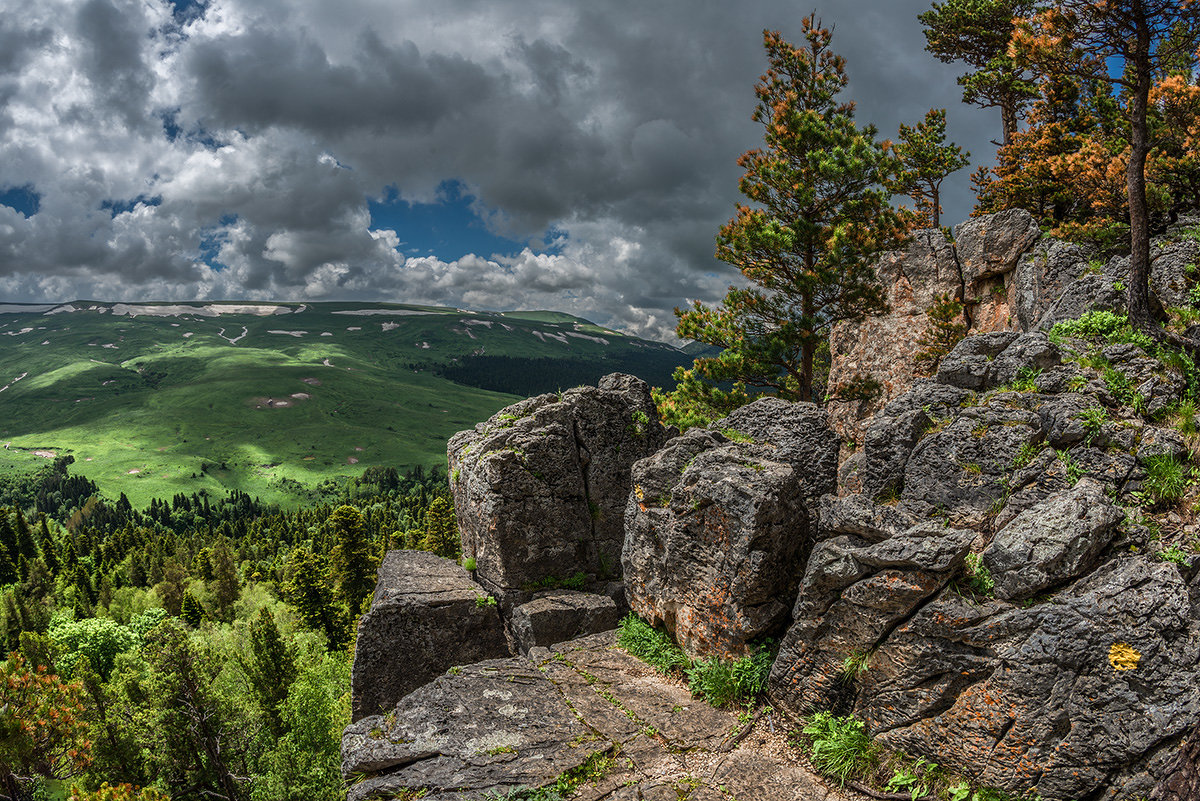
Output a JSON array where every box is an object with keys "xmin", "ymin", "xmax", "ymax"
[
  {"xmin": 615, "ymin": 614, "xmax": 773, "ymax": 708},
  {"xmin": 483, "ymin": 749, "xmax": 615, "ymax": 800},
  {"xmin": 796, "ymin": 711, "xmax": 1038, "ymax": 801}
]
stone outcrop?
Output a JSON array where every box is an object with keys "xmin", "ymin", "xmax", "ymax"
[
  {"xmin": 509, "ymin": 590, "xmax": 623, "ymax": 656},
  {"xmin": 827, "ymin": 210, "xmax": 1043, "ymax": 445},
  {"xmin": 827, "ymin": 210, "xmax": 1197, "ymax": 448},
  {"xmin": 350, "ymin": 550, "xmax": 508, "ymax": 721},
  {"xmin": 345, "ymin": 632, "xmax": 851, "ymax": 801},
  {"xmin": 622, "ymin": 398, "xmax": 838, "ymax": 658},
  {"xmin": 448, "ymin": 373, "xmax": 670, "ymax": 607},
  {"xmin": 1153, "ymin": 719, "xmax": 1200, "ymax": 801},
  {"xmin": 768, "ymin": 517, "xmax": 1200, "ymax": 800}
]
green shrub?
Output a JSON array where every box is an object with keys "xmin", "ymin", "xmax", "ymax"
[
  {"xmin": 1049, "ymin": 310, "xmax": 1153, "ymax": 349},
  {"xmin": 1172, "ymin": 399, "xmax": 1199, "ymax": 436},
  {"xmin": 802, "ymin": 711, "xmax": 876, "ymax": 786},
  {"xmin": 462, "ymin": 557, "xmax": 477, "ymax": 571},
  {"xmin": 962, "ymin": 553, "xmax": 994, "ymax": 597},
  {"xmin": 1076, "ymin": 406, "xmax": 1108, "ymax": 443},
  {"xmin": 686, "ymin": 645, "xmax": 773, "ymax": 708},
  {"xmin": 616, "ymin": 614, "xmax": 689, "ymax": 674},
  {"xmin": 1157, "ymin": 544, "xmax": 1191, "ymax": 565},
  {"xmin": 1007, "ymin": 366, "xmax": 1041, "ymax": 393}
]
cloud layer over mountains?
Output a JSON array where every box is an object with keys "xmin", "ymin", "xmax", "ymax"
[{"xmin": 0, "ymin": 0, "xmax": 999, "ymax": 339}]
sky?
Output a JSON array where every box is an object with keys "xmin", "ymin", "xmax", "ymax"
[{"xmin": 0, "ymin": 0, "xmax": 1004, "ymax": 341}]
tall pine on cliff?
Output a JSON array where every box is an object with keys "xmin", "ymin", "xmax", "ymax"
[{"xmin": 669, "ymin": 16, "xmax": 909, "ymax": 408}]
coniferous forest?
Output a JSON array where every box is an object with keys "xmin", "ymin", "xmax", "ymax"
[{"xmin": 0, "ymin": 458, "xmax": 458, "ymax": 801}]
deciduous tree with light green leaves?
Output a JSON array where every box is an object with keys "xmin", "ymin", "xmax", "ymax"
[
  {"xmin": 890, "ymin": 108, "xmax": 970, "ymax": 228},
  {"xmin": 671, "ymin": 17, "xmax": 910, "ymax": 404}
]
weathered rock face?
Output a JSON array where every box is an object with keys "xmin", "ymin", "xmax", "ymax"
[
  {"xmin": 827, "ymin": 210, "xmax": 1044, "ymax": 446},
  {"xmin": 826, "ymin": 228, "xmax": 963, "ymax": 444},
  {"xmin": 448, "ymin": 373, "xmax": 670, "ymax": 606},
  {"xmin": 350, "ymin": 550, "xmax": 509, "ymax": 722},
  {"xmin": 622, "ymin": 398, "xmax": 839, "ymax": 659},
  {"xmin": 509, "ymin": 590, "xmax": 623, "ymax": 656},
  {"xmin": 769, "ymin": 514, "xmax": 1200, "ymax": 800},
  {"xmin": 1153, "ymin": 719, "xmax": 1200, "ymax": 801},
  {"xmin": 343, "ymin": 657, "xmax": 604, "ymax": 801},
  {"xmin": 982, "ymin": 478, "xmax": 1123, "ymax": 601}
]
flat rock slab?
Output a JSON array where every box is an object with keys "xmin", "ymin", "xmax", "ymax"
[
  {"xmin": 344, "ymin": 630, "xmax": 851, "ymax": 801},
  {"xmin": 351, "ymin": 550, "xmax": 509, "ymax": 721},
  {"xmin": 510, "ymin": 590, "xmax": 624, "ymax": 655}
]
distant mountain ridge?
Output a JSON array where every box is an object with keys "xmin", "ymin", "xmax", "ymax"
[{"xmin": 0, "ymin": 300, "xmax": 691, "ymax": 506}]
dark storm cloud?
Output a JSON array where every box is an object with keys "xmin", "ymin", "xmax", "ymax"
[{"xmin": 0, "ymin": 0, "xmax": 1004, "ymax": 339}]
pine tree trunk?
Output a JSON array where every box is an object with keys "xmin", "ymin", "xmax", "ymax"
[
  {"xmin": 1125, "ymin": 23, "xmax": 1161, "ymax": 345},
  {"xmin": 1000, "ymin": 96, "xmax": 1018, "ymax": 147}
]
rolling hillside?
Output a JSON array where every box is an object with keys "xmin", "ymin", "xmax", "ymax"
[{"xmin": 0, "ymin": 301, "xmax": 690, "ymax": 507}]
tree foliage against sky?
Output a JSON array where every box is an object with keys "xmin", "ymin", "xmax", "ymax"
[
  {"xmin": 670, "ymin": 17, "xmax": 909, "ymax": 404},
  {"xmin": 890, "ymin": 108, "xmax": 971, "ymax": 228},
  {"xmin": 995, "ymin": 0, "xmax": 1200, "ymax": 347},
  {"xmin": 919, "ymin": 0, "xmax": 1040, "ymax": 144}
]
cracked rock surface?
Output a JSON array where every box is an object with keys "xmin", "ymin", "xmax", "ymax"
[
  {"xmin": 344, "ymin": 632, "xmax": 850, "ymax": 801},
  {"xmin": 351, "ymin": 550, "xmax": 509, "ymax": 722},
  {"xmin": 448, "ymin": 373, "xmax": 670, "ymax": 608},
  {"xmin": 622, "ymin": 399, "xmax": 838, "ymax": 659}
]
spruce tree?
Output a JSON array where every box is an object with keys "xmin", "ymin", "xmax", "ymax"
[
  {"xmin": 242, "ymin": 608, "xmax": 296, "ymax": 737},
  {"xmin": 328, "ymin": 505, "xmax": 374, "ymax": 611},
  {"xmin": 672, "ymin": 17, "xmax": 909, "ymax": 402}
]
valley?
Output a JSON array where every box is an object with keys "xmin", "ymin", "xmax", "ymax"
[{"xmin": 0, "ymin": 301, "xmax": 689, "ymax": 507}]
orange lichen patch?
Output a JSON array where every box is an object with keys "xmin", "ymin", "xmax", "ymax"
[{"xmin": 1108, "ymin": 642, "xmax": 1141, "ymax": 671}]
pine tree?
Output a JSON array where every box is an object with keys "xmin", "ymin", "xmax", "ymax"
[
  {"xmin": 208, "ymin": 537, "xmax": 240, "ymax": 623},
  {"xmin": 37, "ymin": 515, "xmax": 59, "ymax": 575},
  {"xmin": 890, "ymin": 108, "xmax": 971, "ymax": 228},
  {"xmin": 241, "ymin": 608, "xmax": 296, "ymax": 737},
  {"xmin": 284, "ymin": 547, "xmax": 344, "ymax": 650},
  {"xmin": 1014, "ymin": 1, "xmax": 1200, "ymax": 348},
  {"xmin": 919, "ymin": 0, "xmax": 1039, "ymax": 145},
  {"xmin": 327, "ymin": 505, "xmax": 375, "ymax": 611},
  {"xmin": 180, "ymin": 591, "xmax": 204, "ymax": 627},
  {"xmin": 672, "ymin": 18, "xmax": 910, "ymax": 403}
]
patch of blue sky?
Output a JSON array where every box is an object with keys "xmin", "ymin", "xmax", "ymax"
[
  {"xmin": 369, "ymin": 180, "xmax": 563, "ymax": 260},
  {"xmin": 0, "ymin": 185, "xmax": 40, "ymax": 218},
  {"xmin": 168, "ymin": 0, "xmax": 206, "ymax": 25},
  {"xmin": 196, "ymin": 214, "xmax": 238, "ymax": 271},
  {"xmin": 101, "ymin": 195, "xmax": 162, "ymax": 217}
]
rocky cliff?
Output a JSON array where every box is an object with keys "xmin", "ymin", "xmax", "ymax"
[{"xmin": 343, "ymin": 212, "xmax": 1200, "ymax": 801}]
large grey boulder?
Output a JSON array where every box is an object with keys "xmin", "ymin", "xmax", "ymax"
[
  {"xmin": 878, "ymin": 559, "xmax": 1200, "ymax": 800},
  {"xmin": 509, "ymin": 590, "xmax": 623, "ymax": 656},
  {"xmin": 1150, "ymin": 238, "xmax": 1200, "ymax": 310},
  {"xmin": 448, "ymin": 373, "xmax": 669, "ymax": 606},
  {"xmin": 982, "ymin": 478, "xmax": 1123, "ymax": 601},
  {"xmin": 858, "ymin": 380, "xmax": 973, "ymax": 499},
  {"xmin": 1013, "ymin": 240, "xmax": 1093, "ymax": 331},
  {"xmin": 350, "ymin": 551, "xmax": 508, "ymax": 721},
  {"xmin": 767, "ymin": 522, "xmax": 974, "ymax": 715},
  {"xmin": 622, "ymin": 398, "xmax": 838, "ymax": 658}
]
